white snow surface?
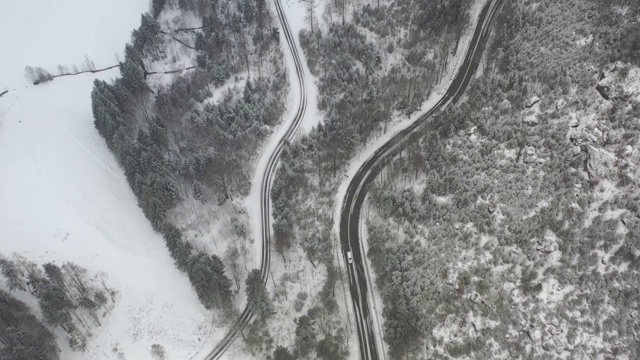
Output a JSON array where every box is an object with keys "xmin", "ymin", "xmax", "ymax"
[{"xmin": 0, "ymin": 1, "xmax": 216, "ymax": 359}]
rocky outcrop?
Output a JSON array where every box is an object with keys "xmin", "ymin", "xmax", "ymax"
[
  {"xmin": 523, "ymin": 146, "xmax": 537, "ymax": 163},
  {"xmin": 595, "ymin": 84, "xmax": 611, "ymax": 100},
  {"xmin": 523, "ymin": 115, "xmax": 539, "ymax": 126},
  {"xmin": 523, "ymin": 96, "xmax": 541, "ymax": 126},
  {"xmin": 525, "ymin": 96, "xmax": 540, "ymax": 108},
  {"xmin": 536, "ymin": 232, "xmax": 559, "ymax": 254},
  {"xmin": 596, "ymin": 63, "xmax": 640, "ymax": 102}
]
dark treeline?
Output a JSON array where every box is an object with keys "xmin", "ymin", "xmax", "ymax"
[{"xmin": 91, "ymin": 0, "xmax": 286, "ymax": 313}]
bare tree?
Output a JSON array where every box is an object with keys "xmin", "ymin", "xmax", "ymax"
[
  {"xmin": 24, "ymin": 66, "xmax": 53, "ymax": 85},
  {"xmin": 332, "ymin": 0, "xmax": 349, "ymax": 25},
  {"xmin": 303, "ymin": 0, "xmax": 318, "ymax": 33},
  {"xmin": 225, "ymin": 247, "xmax": 243, "ymax": 291},
  {"xmin": 95, "ymin": 271, "xmax": 116, "ymax": 302}
]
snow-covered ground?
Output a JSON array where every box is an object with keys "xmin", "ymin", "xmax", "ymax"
[{"xmin": 0, "ymin": 1, "xmax": 217, "ymax": 359}]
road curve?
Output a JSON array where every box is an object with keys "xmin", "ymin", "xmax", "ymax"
[
  {"xmin": 204, "ymin": 0, "xmax": 308, "ymax": 358},
  {"xmin": 339, "ymin": 0, "xmax": 505, "ymax": 359}
]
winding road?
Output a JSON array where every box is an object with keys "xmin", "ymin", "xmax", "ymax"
[
  {"xmin": 339, "ymin": 0, "xmax": 505, "ymax": 358},
  {"xmin": 204, "ymin": 0, "xmax": 308, "ymax": 358}
]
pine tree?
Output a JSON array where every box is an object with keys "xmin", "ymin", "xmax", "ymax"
[
  {"xmin": 316, "ymin": 334, "xmax": 344, "ymax": 359},
  {"xmin": 188, "ymin": 253, "xmax": 233, "ymax": 310},
  {"xmin": 273, "ymin": 345, "xmax": 295, "ymax": 360},
  {"xmin": 242, "ymin": 0, "xmax": 255, "ymax": 24},
  {"xmin": 91, "ymin": 79, "xmax": 124, "ymax": 146},
  {"xmin": 133, "ymin": 14, "xmax": 163, "ymax": 54},
  {"xmin": 0, "ymin": 290, "xmax": 59, "ymax": 360},
  {"xmin": 295, "ymin": 315, "xmax": 316, "ymax": 357},
  {"xmin": 120, "ymin": 45, "xmax": 146, "ymax": 93},
  {"xmin": 161, "ymin": 223, "xmax": 193, "ymax": 271},
  {"xmin": 148, "ymin": 116, "xmax": 169, "ymax": 149},
  {"xmin": 42, "ymin": 263, "xmax": 67, "ymax": 292},
  {"xmin": 0, "ymin": 257, "xmax": 25, "ymax": 291},
  {"xmin": 36, "ymin": 279, "xmax": 74, "ymax": 330},
  {"xmin": 245, "ymin": 269, "xmax": 271, "ymax": 319},
  {"xmin": 151, "ymin": 0, "xmax": 167, "ymax": 18}
]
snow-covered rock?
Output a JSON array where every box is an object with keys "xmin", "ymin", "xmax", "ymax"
[
  {"xmin": 523, "ymin": 146, "xmax": 537, "ymax": 163},
  {"xmin": 523, "ymin": 97, "xmax": 541, "ymax": 126},
  {"xmin": 536, "ymin": 231, "xmax": 559, "ymax": 254}
]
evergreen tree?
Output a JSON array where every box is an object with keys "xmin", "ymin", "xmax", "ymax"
[
  {"xmin": 295, "ymin": 315, "xmax": 316, "ymax": 357},
  {"xmin": 0, "ymin": 257, "xmax": 25, "ymax": 291},
  {"xmin": 91, "ymin": 79, "xmax": 124, "ymax": 146},
  {"xmin": 178, "ymin": 0, "xmax": 196, "ymax": 12},
  {"xmin": 192, "ymin": 181, "xmax": 206, "ymax": 203},
  {"xmin": 120, "ymin": 45, "xmax": 146, "ymax": 93},
  {"xmin": 151, "ymin": 0, "xmax": 167, "ymax": 18},
  {"xmin": 42, "ymin": 263, "xmax": 67, "ymax": 291},
  {"xmin": 245, "ymin": 269, "xmax": 271, "ymax": 319},
  {"xmin": 0, "ymin": 290, "xmax": 59, "ymax": 360},
  {"xmin": 272, "ymin": 345, "xmax": 295, "ymax": 360},
  {"xmin": 148, "ymin": 116, "xmax": 169, "ymax": 149},
  {"xmin": 36, "ymin": 279, "xmax": 73, "ymax": 330},
  {"xmin": 317, "ymin": 335, "xmax": 344, "ymax": 360},
  {"xmin": 242, "ymin": 0, "xmax": 255, "ymax": 24},
  {"xmin": 161, "ymin": 223, "xmax": 193, "ymax": 271},
  {"xmin": 133, "ymin": 14, "xmax": 163, "ymax": 54},
  {"xmin": 187, "ymin": 253, "xmax": 233, "ymax": 310}
]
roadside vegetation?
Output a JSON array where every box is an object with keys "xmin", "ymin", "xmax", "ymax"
[
  {"xmin": 366, "ymin": 0, "xmax": 640, "ymax": 358},
  {"xmin": 270, "ymin": 0, "xmax": 475, "ymax": 358}
]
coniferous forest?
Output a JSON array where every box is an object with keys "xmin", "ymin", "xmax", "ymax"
[{"xmin": 91, "ymin": 0, "xmax": 286, "ymax": 315}]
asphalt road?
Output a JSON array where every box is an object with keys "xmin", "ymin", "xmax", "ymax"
[
  {"xmin": 204, "ymin": 0, "xmax": 308, "ymax": 357},
  {"xmin": 339, "ymin": 0, "xmax": 505, "ymax": 358}
]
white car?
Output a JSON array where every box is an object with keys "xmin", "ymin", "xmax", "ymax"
[{"xmin": 347, "ymin": 251, "xmax": 353, "ymax": 264}]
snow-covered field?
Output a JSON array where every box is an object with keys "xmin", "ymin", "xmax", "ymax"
[{"xmin": 0, "ymin": 1, "xmax": 216, "ymax": 359}]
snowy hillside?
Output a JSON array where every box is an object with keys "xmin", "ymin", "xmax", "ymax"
[{"xmin": 0, "ymin": 1, "xmax": 215, "ymax": 359}]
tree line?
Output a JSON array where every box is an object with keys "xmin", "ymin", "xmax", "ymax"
[
  {"xmin": 90, "ymin": 0, "xmax": 286, "ymax": 314},
  {"xmin": 1, "ymin": 254, "xmax": 117, "ymax": 354}
]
